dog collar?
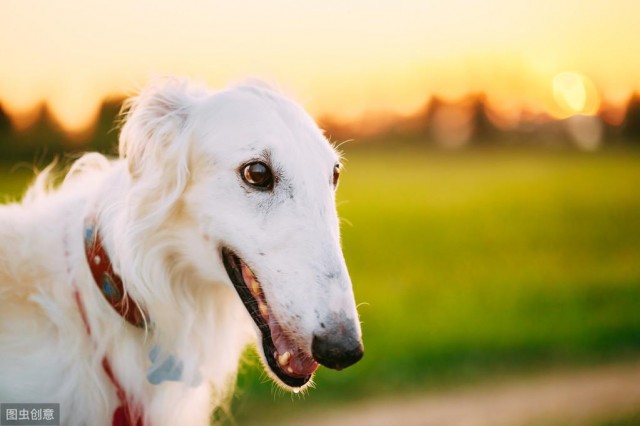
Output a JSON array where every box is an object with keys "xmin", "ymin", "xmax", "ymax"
[
  {"xmin": 83, "ymin": 219, "xmax": 196, "ymax": 386},
  {"xmin": 84, "ymin": 220, "xmax": 147, "ymax": 328}
]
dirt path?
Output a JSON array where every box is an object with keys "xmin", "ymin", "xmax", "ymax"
[{"xmin": 282, "ymin": 362, "xmax": 640, "ymax": 426}]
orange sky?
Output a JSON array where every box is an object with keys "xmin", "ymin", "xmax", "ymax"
[{"xmin": 1, "ymin": 0, "xmax": 639, "ymax": 134}]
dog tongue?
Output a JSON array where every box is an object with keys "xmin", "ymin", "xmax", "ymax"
[
  {"xmin": 240, "ymin": 261, "xmax": 318, "ymax": 378},
  {"xmin": 268, "ymin": 315, "xmax": 318, "ymax": 377}
]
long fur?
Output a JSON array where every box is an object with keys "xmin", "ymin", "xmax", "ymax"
[{"xmin": 0, "ymin": 77, "xmax": 362, "ymax": 425}]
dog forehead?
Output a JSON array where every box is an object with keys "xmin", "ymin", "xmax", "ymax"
[{"xmin": 193, "ymin": 86, "xmax": 337, "ymax": 166}]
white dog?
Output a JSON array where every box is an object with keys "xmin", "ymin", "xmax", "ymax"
[{"xmin": 0, "ymin": 78, "xmax": 363, "ymax": 425}]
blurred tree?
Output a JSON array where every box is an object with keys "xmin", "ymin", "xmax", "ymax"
[
  {"xmin": 469, "ymin": 94, "xmax": 500, "ymax": 145},
  {"xmin": 0, "ymin": 103, "xmax": 12, "ymax": 162},
  {"xmin": 13, "ymin": 104, "xmax": 67, "ymax": 165},
  {"xmin": 0, "ymin": 98, "xmax": 126, "ymax": 165},
  {"xmin": 0, "ymin": 104, "xmax": 65, "ymax": 166},
  {"xmin": 90, "ymin": 99, "xmax": 124, "ymax": 156},
  {"xmin": 0, "ymin": 103, "xmax": 11, "ymax": 135},
  {"xmin": 621, "ymin": 94, "xmax": 640, "ymax": 143},
  {"xmin": 316, "ymin": 115, "xmax": 353, "ymax": 144}
]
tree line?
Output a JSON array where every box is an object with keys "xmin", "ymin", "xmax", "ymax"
[{"xmin": 2, "ymin": 94, "xmax": 640, "ymax": 164}]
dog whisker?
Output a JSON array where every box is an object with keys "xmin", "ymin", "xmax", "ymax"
[{"xmin": 339, "ymin": 216, "xmax": 354, "ymax": 228}]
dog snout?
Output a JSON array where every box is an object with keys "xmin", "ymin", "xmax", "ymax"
[{"xmin": 311, "ymin": 323, "xmax": 364, "ymax": 371}]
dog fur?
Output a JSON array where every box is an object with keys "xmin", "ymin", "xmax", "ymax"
[{"xmin": 0, "ymin": 78, "xmax": 362, "ymax": 425}]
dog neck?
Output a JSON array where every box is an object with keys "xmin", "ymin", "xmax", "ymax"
[{"xmin": 84, "ymin": 216, "xmax": 148, "ymax": 328}]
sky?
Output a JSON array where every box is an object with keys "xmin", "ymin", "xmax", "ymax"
[{"xmin": 1, "ymin": 0, "xmax": 639, "ymax": 133}]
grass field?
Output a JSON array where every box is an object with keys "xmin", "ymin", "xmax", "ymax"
[
  {"xmin": 1, "ymin": 147, "xmax": 639, "ymax": 424},
  {"xmin": 235, "ymin": 147, "xmax": 640, "ymax": 424},
  {"xmin": 0, "ymin": 163, "xmax": 35, "ymax": 202}
]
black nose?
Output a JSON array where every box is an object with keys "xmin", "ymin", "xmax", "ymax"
[{"xmin": 311, "ymin": 329, "xmax": 364, "ymax": 371}]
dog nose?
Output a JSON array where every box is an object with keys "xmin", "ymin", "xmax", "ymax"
[{"xmin": 311, "ymin": 327, "xmax": 364, "ymax": 371}]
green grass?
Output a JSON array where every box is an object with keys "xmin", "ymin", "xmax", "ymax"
[
  {"xmin": 0, "ymin": 164, "xmax": 33, "ymax": 202},
  {"xmin": 2, "ymin": 147, "xmax": 639, "ymax": 424},
  {"xmin": 595, "ymin": 412, "xmax": 640, "ymax": 426},
  {"xmin": 234, "ymin": 147, "xmax": 640, "ymax": 424}
]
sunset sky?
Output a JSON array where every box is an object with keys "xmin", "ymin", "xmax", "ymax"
[{"xmin": 1, "ymin": 0, "xmax": 639, "ymax": 133}]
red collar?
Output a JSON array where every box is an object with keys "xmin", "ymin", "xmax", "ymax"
[
  {"xmin": 84, "ymin": 221, "xmax": 147, "ymax": 328},
  {"xmin": 78, "ymin": 219, "xmax": 146, "ymax": 426}
]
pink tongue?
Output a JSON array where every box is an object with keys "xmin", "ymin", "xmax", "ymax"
[
  {"xmin": 268, "ymin": 315, "xmax": 318, "ymax": 377},
  {"xmin": 241, "ymin": 261, "xmax": 318, "ymax": 378}
]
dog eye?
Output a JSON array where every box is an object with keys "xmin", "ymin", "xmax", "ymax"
[
  {"xmin": 333, "ymin": 164, "xmax": 341, "ymax": 187},
  {"xmin": 242, "ymin": 162, "xmax": 274, "ymax": 190}
]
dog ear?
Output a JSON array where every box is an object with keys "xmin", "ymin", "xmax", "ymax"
[
  {"xmin": 118, "ymin": 78, "xmax": 199, "ymax": 179},
  {"xmin": 118, "ymin": 78, "xmax": 206, "ymax": 224}
]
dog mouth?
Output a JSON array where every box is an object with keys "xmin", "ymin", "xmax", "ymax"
[{"xmin": 221, "ymin": 248, "xmax": 318, "ymax": 388}]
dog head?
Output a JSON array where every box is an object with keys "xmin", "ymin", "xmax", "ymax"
[{"xmin": 118, "ymin": 78, "xmax": 363, "ymax": 390}]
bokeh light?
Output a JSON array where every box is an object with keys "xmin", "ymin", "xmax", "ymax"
[{"xmin": 552, "ymin": 71, "xmax": 601, "ymax": 118}]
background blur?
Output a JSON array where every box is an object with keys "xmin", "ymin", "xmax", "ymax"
[{"xmin": 1, "ymin": 1, "xmax": 639, "ymax": 425}]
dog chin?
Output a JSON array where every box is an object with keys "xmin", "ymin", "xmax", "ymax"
[
  {"xmin": 253, "ymin": 338, "xmax": 315, "ymax": 392},
  {"xmin": 221, "ymin": 247, "xmax": 318, "ymax": 389}
]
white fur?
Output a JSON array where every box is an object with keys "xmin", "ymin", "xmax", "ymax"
[{"xmin": 0, "ymin": 78, "xmax": 361, "ymax": 425}]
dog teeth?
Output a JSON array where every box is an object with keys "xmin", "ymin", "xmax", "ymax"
[
  {"xmin": 286, "ymin": 366, "xmax": 294, "ymax": 374},
  {"xmin": 258, "ymin": 302, "xmax": 268, "ymax": 319},
  {"xmin": 277, "ymin": 351, "xmax": 291, "ymax": 366}
]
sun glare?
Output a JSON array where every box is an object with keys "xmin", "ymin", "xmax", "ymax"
[{"xmin": 551, "ymin": 72, "xmax": 600, "ymax": 118}]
